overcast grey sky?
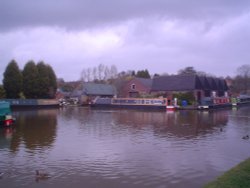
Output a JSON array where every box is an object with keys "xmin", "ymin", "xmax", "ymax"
[{"xmin": 1, "ymin": 0, "xmax": 250, "ymax": 81}]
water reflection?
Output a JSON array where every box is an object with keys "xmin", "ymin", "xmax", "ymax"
[
  {"xmin": 108, "ymin": 109, "xmax": 229, "ymax": 138},
  {"xmin": 0, "ymin": 107, "xmax": 250, "ymax": 188},
  {"xmin": 0, "ymin": 127, "xmax": 15, "ymax": 149},
  {"xmin": 10, "ymin": 109, "xmax": 57, "ymax": 152}
]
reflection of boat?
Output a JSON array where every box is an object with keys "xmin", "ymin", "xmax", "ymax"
[
  {"xmin": 232, "ymin": 95, "xmax": 250, "ymax": 107},
  {"xmin": 0, "ymin": 102, "xmax": 15, "ymax": 127},
  {"xmin": 91, "ymin": 97, "xmax": 178, "ymax": 110}
]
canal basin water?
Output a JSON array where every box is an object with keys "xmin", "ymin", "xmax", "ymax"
[{"xmin": 0, "ymin": 106, "xmax": 250, "ymax": 188}]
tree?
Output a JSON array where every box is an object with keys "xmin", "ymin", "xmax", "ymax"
[
  {"xmin": 80, "ymin": 69, "xmax": 87, "ymax": 82},
  {"xmin": 98, "ymin": 64, "xmax": 105, "ymax": 80},
  {"xmin": 177, "ymin": 66, "xmax": 212, "ymax": 77},
  {"xmin": 3, "ymin": 60, "xmax": 23, "ymax": 98},
  {"xmin": 131, "ymin": 70, "xmax": 136, "ymax": 77},
  {"xmin": 0, "ymin": 85, "xmax": 6, "ymax": 98},
  {"xmin": 236, "ymin": 64, "xmax": 250, "ymax": 94},
  {"xmin": 173, "ymin": 92, "xmax": 195, "ymax": 105},
  {"xmin": 22, "ymin": 60, "xmax": 39, "ymax": 98},
  {"xmin": 153, "ymin": 73, "xmax": 160, "ymax": 78},
  {"xmin": 104, "ymin": 66, "xmax": 110, "ymax": 80},
  {"xmin": 80, "ymin": 64, "xmax": 118, "ymax": 83},
  {"xmin": 178, "ymin": 66, "xmax": 197, "ymax": 75},
  {"xmin": 37, "ymin": 61, "xmax": 50, "ymax": 98},
  {"xmin": 136, "ymin": 69, "xmax": 151, "ymax": 78},
  {"xmin": 46, "ymin": 64, "xmax": 57, "ymax": 98},
  {"xmin": 92, "ymin": 67, "xmax": 97, "ymax": 81}
]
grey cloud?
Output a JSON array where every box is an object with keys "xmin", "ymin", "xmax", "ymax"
[
  {"xmin": 1, "ymin": 0, "xmax": 250, "ymax": 31},
  {"xmin": 1, "ymin": 0, "xmax": 250, "ymax": 82}
]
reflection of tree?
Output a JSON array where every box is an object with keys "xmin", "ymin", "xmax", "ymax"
[
  {"xmin": 113, "ymin": 110, "xmax": 229, "ymax": 138},
  {"xmin": 9, "ymin": 109, "xmax": 57, "ymax": 152},
  {"xmin": 58, "ymin": 106, "xmax": 93, "ymax": 124}
]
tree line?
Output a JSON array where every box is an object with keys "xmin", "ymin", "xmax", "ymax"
[
  {"xmin": 1, "ymin": 60, "xmax": 250, "ymax": 99},
  {"xmin": 1, "ymin": 60, "xmax": 57, "ymax": 99},
  {"xmin": 80, "ymin": 64, "xmax": 151, "ymax": 83}
]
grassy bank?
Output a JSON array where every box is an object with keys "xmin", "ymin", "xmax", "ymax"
[{"xmin": 204, "ymin": 158, "xmax": 250, "ymax": 188}]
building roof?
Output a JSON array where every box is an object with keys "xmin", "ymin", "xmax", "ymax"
[
  {"xmin": 151, "ymin": 75, "xmax": 228, "ymax": 92},
  {"xmin": 135, "ymin": 78, "xmax": 153, "ymax": 88},
  {"xmin": 83, "ymin": 82, "xmax": 116, "ymax": 96},
  {"xmin": 70, "ymin": 90, "xmax": 82, "ymax": 97}
]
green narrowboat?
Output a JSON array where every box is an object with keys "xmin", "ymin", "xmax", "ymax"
[{"xmin": 0, "ymin": 101, "xmax": 15, "ymax": 127}]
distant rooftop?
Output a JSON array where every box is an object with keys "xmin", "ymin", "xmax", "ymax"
[
  {"xmin": 151, "ymin": 75, "xmax": 228, "ymax": 91},
  {"xmin": 134, "ymin": 77, "xmax": 153, "ymax": 88},
  {"xmin": 83, "ymin": 82, "xmax": 116, "ymax": 96}
]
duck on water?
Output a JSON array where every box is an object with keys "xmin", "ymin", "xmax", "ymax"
[
  {"xmin": 242, "ymin": 135, "xmax": 249, "ymax": 140},
  {"xmin": 35, "ymin": 170, "xmax": 51, "ymax": 181}
]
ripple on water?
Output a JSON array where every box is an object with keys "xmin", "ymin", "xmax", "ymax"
[{"xmin": 1, "ymin": 108, "xmax": 250, "ymax": 188}]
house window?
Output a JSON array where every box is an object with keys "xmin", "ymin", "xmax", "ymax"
[{"xmin": 131, "ymin": 84, "xmax": 136, "ymax": 90}]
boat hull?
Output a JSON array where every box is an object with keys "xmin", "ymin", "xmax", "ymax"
[
  {"xmin": 91, "ymin": 103, "xmax": 166, "ymax": 110},
  {"xmin": 0, "ymin": 99, "xmax": 59, "ymax": 109},
  {"xmin": 91, "ymin": 98, "xmax": 167, "ymax": 111},
  {"xmin": 0, "ymin": 102, "xmax": 15, "ymax": 127}
]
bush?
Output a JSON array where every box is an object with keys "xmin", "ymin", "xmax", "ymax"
[{"xmin": 173, "ymin": 92, "xmax": 195, "ymax": 105}]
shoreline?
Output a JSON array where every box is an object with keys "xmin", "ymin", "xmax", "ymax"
[
  {"xmin": 204, "ymin": 158, "xmax": 250, "ymax": 188},
  {"xmin": 0, "ymin": 99, "xmax": 59, "ymax": 108}
]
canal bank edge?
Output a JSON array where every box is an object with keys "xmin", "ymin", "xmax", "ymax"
[
  {"xmin": 0, "ymin": 99, "xmax": 59, "ymax": 108},
  {"xmin": 204, "ymin": 158, "xmax": 250, "ymax": 188}
]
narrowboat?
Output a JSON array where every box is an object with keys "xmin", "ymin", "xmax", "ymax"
[
  {"xmin": 0, "ymin": 99, "xmax": 59, "ymax": 108},
  {"xmin": 0, "ymin": 101, "xmax": 15, "ymax": 127},
  {"xmin": 91, "ymin": 97, "xmax": 178, "ymax": 110},
  {"xmin": 198, "ymin": 96, "xmax": 232, "ymax": 110},
  {"xmin": 232, "ymin": 95, "xmax": 250, "ymax": 107}
]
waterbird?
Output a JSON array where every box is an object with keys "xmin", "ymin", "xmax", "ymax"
[
  {"xmin": 0, "ymin": 172, "xmax": 4, "ymax": 177},
  {"xmin": 35, "ymin": 170, "xmax": 51, "ymax": 181},
  {"xmin": 242, "ymin": 135, "xmax": 249, "ymax": 140}
]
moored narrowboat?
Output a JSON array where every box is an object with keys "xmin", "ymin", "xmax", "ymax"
[
  {"xmin": 0, "ymin": 99, "xmax": 59, "ymax": 108},
  {"xmin": 91, "ymin": 97, "xmax": 178, "ymax": 110},
  {"xmin": 198, "ymin": 96, "xmax": 232, "ymax": 110},
  {"xmin": 232, "ymin": 95, "xmax": 250, "ymax": 107},
  {"xmin": 0, "ymin": 101, "xmax": 15, "ymax": 127}
]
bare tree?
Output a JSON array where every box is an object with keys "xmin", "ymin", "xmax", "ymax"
[
  {"xmin": 87, "ymin": 68, "xmax": 92, "ymax": 82},
  {"xmin": 104, "ymin": 66, "xmax": 110, "ymax": 80},
  {"xmin": 80, "ymin": 64, "xmax": 118, "ymax": 83},
  {"xmin": 98, "ymin": 64, "xmax": 105, "ymax": 80},
  {"xmin": 235, "ymin": 64, "xmax": 250, "ymax": 94},
  {"xmin": 110, "ymin": 65, "xmax": 118, "ymax": 79},
  {"xmin": 93, "ymin": 67, "xmax": 97, "ymax": 81},
  {"xmin": 80, "ymin": 69, "xmax": 87, "ymax": 82}
]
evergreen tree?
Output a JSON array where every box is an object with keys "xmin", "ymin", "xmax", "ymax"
[
  {"xmin": 46, "ymin": 64, "xmax": 57, "ymax": 98},
  {"xmin": 22, "ymin": 60, "xmax": 39, "ymax": 98},
  {"xmin": 3, "ymin": 60, "xmax": 23, "ymax": 98},
  {"xmin": 136, "ymin": 69, "xmax": 151, "ymax": 78},
  {"xmin": 178, "ymin": 66, "xmax": 197, "ymax": 75},
  {"xmin": 37, "ymin": 61, "xmax": 50, "ymax": 98},
  {"xmin": 0, "ymin": 85, "xmax": 6, "ymax": 98}
]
